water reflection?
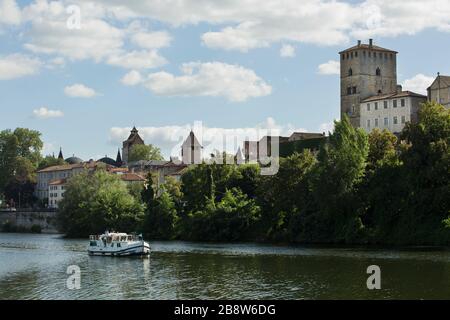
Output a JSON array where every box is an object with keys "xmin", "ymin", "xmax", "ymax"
[{"xmin": 0, "ymin": 233, "xmax": 450, "ymax": 299}]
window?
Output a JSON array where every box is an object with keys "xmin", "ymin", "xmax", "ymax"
[
  {"xmin": 384, "ymin": 117, "xmax": 388, "ymax": 126},
  {"xmin": 347, "ymin": 87, "xmax": 352, "ymax": 95},
  {"xmin": 355, "ymin": 51, "xmax": 358, "ymax": 57},
  {"xmin": 375, "ymin": 102, "xmax": 378, "ymax": 110},
  {"xmin": 375, "ymin": 119, "xmax": 379, "ymax": 127},
  {"xmin": 367, "ymin": 103, "xmax": 370, "ymax": 111},
  {"xmin": 401, "ymin": 99, "xmax": 405, "ymax": 107},
  {"xmin": 376, "ymin": 67, "xmax": 381, "ymax": 76},
  {"xmin": 348, "ymin": 68, "xmax": 353, "ymax": 76},
  {"xmin": 401, "ymin": 116, "xmax": 406, "ymax": 124},
  {"xmin": 393, "ymin": 116, "xmax": 398, "ymax": 124},
  {"xmin": 352, "ymin": 86, "xmax": 357, "ymax": 94},
  {"xmin": 384, "ymin": 101, "xmax": 388, "ymax": 109},
  {"xmin": 367, "ymin": 119, "xmax": 371, "ymax": 128},
  {"xmin": 393, "ymin": 100, "xmax": 397, "ymax": 108}
]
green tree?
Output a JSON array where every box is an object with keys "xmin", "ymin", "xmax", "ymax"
[
  {"xmin": 397, "ymin": 102, "xmax": 450, "ymax": 244},
  {"xmin": 182, "ymin": 188, "xmax": 261, "ymax": 241},
  {"xmin": 0, "ymin": 129, "xmax": 43, "ymax": 204},
  {"xmin": 128, "ymin": 144, "xmax": 164, "ymax": 162},
  {"xmin": 367, "ymin": 128, "xmax": 399, "ymax": 171},
  {"xmin": 257, "ymin": 150, "xmax": 316, "ymax": 241},
  {"xmin": 38, "ymin": 155, "xmax": 66, "ymax": 170},
  {"xmin": 143, "ymin": 191, "xmax": 179, "ymax": 239},
  {"xmin": 58, "ymin": 170, "xmax": 144, "ymax": 237},
  {"xmin": 306, "ymin": 115, "xmax": 369, "ymax": 243}
]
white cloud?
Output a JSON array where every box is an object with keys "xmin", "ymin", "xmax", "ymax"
[
  {"xmin": 401, "ymin": 74, "xmax": 435, "ymax": 95},
  {"xmin": 141, "ymin": 61, "xmax": 272, "ymax": 102},
  {"xmin": 0, "ymin": 0, "xmax": 21, "ymax": 25},
  {"xmin": 130, "ymin": 31, "xmax": 172, "ymax": 50},
  {"xmin": 319, "ymin": 121, "xmax": 336, "ymax": 134},
  {"xmin": 280, "ymin": 44, "xmax": 296, "ymax": 58},
  {"xmin": 84, "ymin": 0, "xmax": 450, "ymax": 51},
  {"xmin": 0, "ymin": 53, "xmax": 41, "ymax": 80},
  {"xmin": 121, "ymin": 70, "xmax": 142, "ymax": 86},
  {"xmin": 109, "ymin": 117, "xmax": 307, "ymax": 159},
  {"xmin": 33, "ymin": 107, "xmax": 64, "ymax": 119},
  {"xmin": 107, "ymin": 50, "xmax": 167, "ymax": 69},
  {"xmin": 317, "ymin": 60, "xmax": 340, "ymax": 75},
  {"xmin": 22, "ymin": 1, "xmax": 125, "ymax": 61},
  {"xmin": 64, "ymin": 83, "xmax": 97, "ymax": 98}
]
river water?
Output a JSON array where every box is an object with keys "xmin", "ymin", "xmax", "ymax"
[{"xmin": 0, "ymin": 233, "xmax": 449, "ymax": 299}]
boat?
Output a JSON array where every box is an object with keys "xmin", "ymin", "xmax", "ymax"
[{"xmin": 88, "ymin": 231, "xmax": 150, "ymax": 257}]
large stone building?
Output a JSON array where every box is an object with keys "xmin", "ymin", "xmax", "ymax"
[
  {"xmin": 359, "ymin": 90, "xmax": 426, "ymax": 133},
  {"xmin": 122, "ymin": 127, "xmax": 145, "ymax": 164},
  {"xmin": 340, "ymin": 39, "xmax": 432, "ymax": 133},
  {"xmin": 428, "ymin": 73, "xmax": 450, "ymax": 108},
  {"xmin": 340, "ymin": 39, "xmax": 398, "ymax": 128}
]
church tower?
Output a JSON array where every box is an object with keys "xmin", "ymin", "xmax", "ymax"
[
  {"xmin": 122, "ymin": 127, "xmax": 145, "ymax": 164},
  {"xmin": 340, "ymin": 39, "xmax": 398, "ymax": 127}
]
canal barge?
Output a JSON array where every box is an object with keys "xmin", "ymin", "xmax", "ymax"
[{"xmin": 88, "ymin": 232, "xmax": 150, "ymax": 257}]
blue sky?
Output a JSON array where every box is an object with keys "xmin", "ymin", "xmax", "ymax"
[{"xmin": 1, "ymin": 0, "xmax": 450, "ymax": 159}]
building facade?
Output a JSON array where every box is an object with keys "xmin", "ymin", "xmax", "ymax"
[
  {"xmin": 48, "ymin": 179, "xmax": 66, "ymax": 209},
  {"xmin": 340, "ymin": 39, "xmax": 398, "ymax": 127},
  {"xmin": 427, "ymin": 74, "xmax": 450, "ymax": 108},
  {"xmin": 360, "ymin": 91, "xmax": 427, "ymax": 133}
]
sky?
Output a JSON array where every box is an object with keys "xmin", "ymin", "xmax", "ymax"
[{"xmin": 1, "ymin": 0, "xmax": 450, "ymax": 160}]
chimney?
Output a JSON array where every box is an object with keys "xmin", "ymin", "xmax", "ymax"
[
  {"xmin": 357, "ymin": 40, "xmax": 361, "ymax": 47},
  {"xmin": 369, "ymin": 39, "xmax": 373, "ymax": 47},
  {"xmin": 396, "ymin": 85, "xmax": 403, "ymax": 93}
]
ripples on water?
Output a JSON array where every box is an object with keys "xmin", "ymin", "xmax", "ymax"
[{"xmin": 0, "ymin": 233, "xmax": 450, "ymax": 300}]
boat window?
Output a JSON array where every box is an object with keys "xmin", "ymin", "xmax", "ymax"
[
  {"xmin": 111, "ymin": 243, "xmax": 114, "ymax": 247},
  {"xmin": 90, "ymin": 241, "xmax": 97, "ymax": 246},
  {"xmin": 117, "ymin": 243, "xmax": 121, "ymax": 248}
]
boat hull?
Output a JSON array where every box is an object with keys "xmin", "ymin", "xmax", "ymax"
[{"xmin": 88, "ymin": 242, "xmax": 150, "ymax": 257}]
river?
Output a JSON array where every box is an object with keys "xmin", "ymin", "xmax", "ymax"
[{"xmin": 0, "ymin": 233, "xmax": 449, "ymax": 299}]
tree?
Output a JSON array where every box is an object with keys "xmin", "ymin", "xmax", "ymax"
[
  {"xmin": 38, "ymin": 155, "xmax": 66, "ymax": 170},
  {"xmin": 367, "ymin": 128, "xmax": 399, "ymax": 171},
  {"xmin": 143, "ymin": 191, "xmax": 179, "ymax": 239},
  {"xmin": 396, "ymin": 102, "xmax": 450, "ymax": 244},
  {"xmin": 128, "ymin": 144, "xmax": 164, "ymax": 162},
  {"xmin": 257, "ymin": 150, "xmax": 316, "ymax": 241},
  {"xmin": 306, "ymin": 115, "xmax": 369, "ymax": 243},
  {"xmin": 182, "ymin": 188, "xmax": 261, "ymax": 241},
  {"xmin": 58, "ymin": 170, "xmax": 144, "ymax": 237},
  {"xmin": 0, "ymin": 129, "xmax": 43, "ymax": 205}
]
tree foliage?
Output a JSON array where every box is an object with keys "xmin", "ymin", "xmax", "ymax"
[
  {"xmin": 128, "ymin": 144, "xmax": 164, "ymax": 162},
  {"xmin": 58, "ymin": 170, "xmax": 144, "ymax": 237}
]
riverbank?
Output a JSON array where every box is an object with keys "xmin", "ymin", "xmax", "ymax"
[{"xmin": 0, "ymin": 211, "xmax": 59, "ymax": 234}]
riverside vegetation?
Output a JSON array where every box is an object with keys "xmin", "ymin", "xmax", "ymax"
[{"xmin": 3, "ymin": 102, "xmax": 449, "ymax": 245}]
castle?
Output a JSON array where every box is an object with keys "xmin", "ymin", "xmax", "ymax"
[{"xmin": 340, "ymin": 39, "xmax": 448, "ymax": 133}]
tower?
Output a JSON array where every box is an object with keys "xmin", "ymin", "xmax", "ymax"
[
  {"xmin": 122, "ymin": 126, "xmax": 145, "ymax": 164},
  {"xmin": 116, "ymin": 148, "xmax": 123, "ymax": 167},
  {"xmin": 58, "ymin": 147, "xmax": 64, "ymax": 160},
  {"xmin": 181, "ymin": 131, "xmax": 202, "ymax": 164},
  {"xmin": 340, "ymin": 39, "xmax": 398, "ymax": 127}
]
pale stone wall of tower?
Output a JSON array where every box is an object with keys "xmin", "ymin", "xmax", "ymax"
[{"xmin": 340, "ymin": 41, "xmax": 398, "ymax": 127}]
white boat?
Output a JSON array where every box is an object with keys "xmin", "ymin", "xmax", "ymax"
[{"xmin": 88, "ymin": 231, "xmax": 150, "ymax": 257}]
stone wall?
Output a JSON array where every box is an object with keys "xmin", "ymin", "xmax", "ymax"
[{"xmin": 0, "ymin": 210, "xmax": 59, "ymax": 234}]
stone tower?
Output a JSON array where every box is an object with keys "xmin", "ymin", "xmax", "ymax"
[
  {"xmin": 340, "ymin": 39, "xmax": 398, "ymax": 127},
  {"xmin": 122, "ymin": 127, "xmax": 145, "ymax": 164}
]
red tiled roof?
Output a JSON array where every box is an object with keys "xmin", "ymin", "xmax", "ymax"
[
  {"xmin": 339, "ymin": 44, "xmax": 397, "ymax": 54},
  {"xmin": 120, "ymin": 173, "xmax": 145, "ymax": 182},
  {"xmin": 361, "ymin": 91, "xmax": 427, "ymax": 103},
  {"xmin": 49, "ymin": 178, "xmax": 67, "ymax": 185}
]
